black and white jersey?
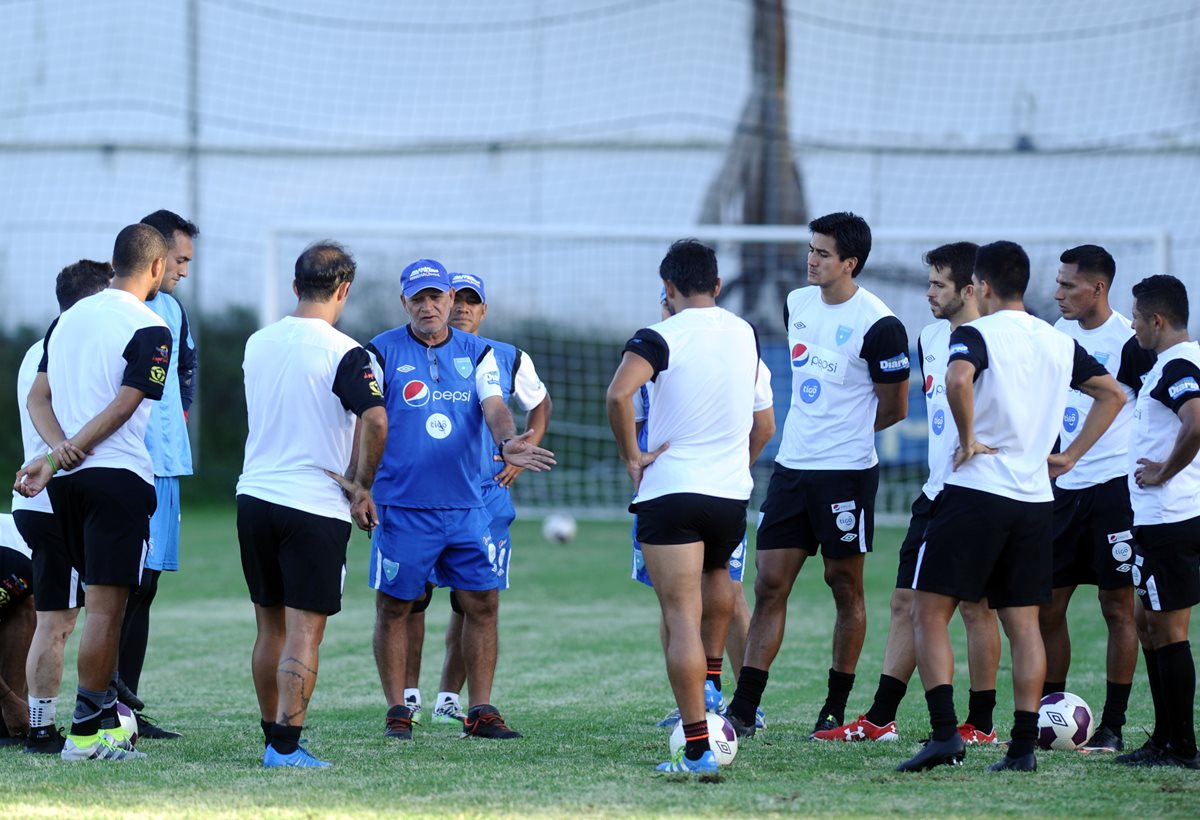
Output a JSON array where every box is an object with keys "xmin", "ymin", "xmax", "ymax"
[
  {"xmin": 917, "ymin": 320, "xmax": 955, "ymax": 500},
  {"xmin": 778, "ymin": 285, "xmax": 909, "ymax": 470},
  {"xmin": 946, "ymin": 310, "xmax": 1106, "ymax": 502},
  {"xmin": 12, "ymin": 341, "xmax": 52, "ymax": 515},
  {"xmin": 40, "ymin": 289, "xmax": 171, "ymax": 485},
  {"xmin": 1054, "ymin": 312, "xmax": 1154, "ymax": 490},
  {"xmin": 623, "ymin": 306, "xmax": 760, "ymax": 503},
  {"xmin": 237, "ymin": 316, "xmax": 385, "ymax": 521},
  {"xmin": 0, "ymin": 514, "xmax": 31, "ymax": 560},
  {"xmin": 1129, "ymin": 341, "xmax": 1200, "ymax": 525}
]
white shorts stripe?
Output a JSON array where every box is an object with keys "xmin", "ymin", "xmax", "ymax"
[
  {"xmin": 372, "ymin": 549, "xmax": 382, "ymax": 591},
  {"xmin": 911, "ymin": 542, "xmax": 927, "ymax": 589},
  {"xmin": 858, "ymin": 511, "xmax": 867, "ymax": 553},
  {"xmin": 68, "ymin": 568, "xmax": 79, "ymax": 609},
  {"xmin": 1146, "ymin": 575, "xmax": 1161, "ymax": 611}
]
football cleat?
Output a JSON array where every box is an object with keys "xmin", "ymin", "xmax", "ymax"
[
  {"xmin": 810, "ymin": 712, "xmax": 841, "ymax": 738},
  {"xmin": 896, "ymin": 735, "xmax": 965, "ymax": 772},
  {"xmin": 755, "ymin": 706, "xmax": 767, "ymax": 731},
  {"xmin": 0, "ymin": 725, "xmax": 25, "ymax": 747},
  {"xmin": 813, "ymin": 715, "xmax": 899, "ymax": 742},
  {"xmin": 113, "ymin": 677, "xmax": 145, "ymax": 712},
  {"xmin": 136, "ymin": 713, "xmax": 182, "ymax": 740},
  {"xmin": 1078, "ymin": 725, "xmax": 1122, "ymax": 753},
  {"xmin": 724, "ymin": 710, "xmax": 756, "ymax": 739},
  {"xmin": 432, "ymin": 699, "xmax": 466, "ymax": 725},
  {"xmin": 263, "ymin": 743, "xmax": 331, "ymax": 768},
  {"xmin": 384, "ymin": 704, "xmax": 413, "ymax": 740},
  {"xmin": 404, "ymin": 694, "xmax": 422, "ymax": 725},
  {"xmin": 957, "ymin": 723, "xmax": 998, "ymax": 744},
  {"xmin": 704, "ymin": 681, "xmax": 726, "ymax": 714},
  {"xmin": 24, "ymin": 725, "xmax": 66, "ymax": 755},
  {"xmin": 1154, "ymin": 748, "xmax": 1200, "ymax": 769},
  {"xmin": 61, "ymin": 733, "xmax": 146, "ymax": 761},
  {"xmin": 461, "ymin": 704, "xmax": 521, "ymax": 739},
  {"xmin": 656, "ymin": 748, "xmax": 719, "ymax": 778},
  {"xmin": 988, "ymin": 752, "xmax": 1037, "ymax": 772},
  {"xmin": 101, "ymin": 725, "xmax": 136, "ymax": 751},
  {"xmin": 656, "ymin": 707, "xmax": 681, "ymax": 729},
  {"xmin": 1115, "ymin": 738, "xmax": 1169, "ymax": 766}
]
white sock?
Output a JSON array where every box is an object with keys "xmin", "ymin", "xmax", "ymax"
[
  {"xmin": 29, "ymin": 695, "xmax": 57, "ymax": 728},
  {"xmin": 437, "ymin": 691, "xmax": 461, "ymax": 709},
  {"xmin": 403, "ymin": 688, "xmax": 422, "ymax": 707}
]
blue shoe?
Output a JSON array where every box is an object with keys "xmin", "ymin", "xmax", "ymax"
[
  {"xmin": 704, "ymin": 681, "xmax": 726, "ymax": 714},
  {"xmin": 657, "ymin": 748, "xmax": 719, "ymax": 777},
  {"xmin": 263, "ymin": 743, "xmax": 331, "ymax": 768},
  {"xmin": 656, "ymin": 707, "xmax": 681, "ymax": 729},
  {"xmin": 755, "ymin": 706, "xmax": 767, "ymax": 731}
]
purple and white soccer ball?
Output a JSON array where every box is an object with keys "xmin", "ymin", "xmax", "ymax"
[
  {"xmin": 1037, "ymin": 692, "xmax": 1093, "ymax": 751},
  {"xmin": 116, "ymin": 701, "xmax": 139, "ymax": 746},
  {"xmin": 668, "ymin": 712, "xmax": 739, "ymax": 765}
]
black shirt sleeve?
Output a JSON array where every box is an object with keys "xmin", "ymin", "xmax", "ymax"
[
  {"xmin": 1069, "ymin": 341, "xmax": 1109, "ymax": 390},
  {"xmin": 121, "ymin": 326, "xmax": 173, "ymax": 401},
  {"xmin": 332, "ymin": 347, "xmax": 386, "ymax": 416},
  {"xmin": 1116, "ymin": 335, "xmax": 1157, "ymax": 395},
  {"xmin": 948, "ymin": 325, "xmax": 988, "ymax": 378},
  {"xmin": 36, "ymin": 318, "xmax": 59, "ymax": 373},
  {"xmin": 862, "ymin": 316, "xmax": 910, "ymax": 383},
  {"xmin": 624, "ymin": 327, "xmax": 669, "ymax": 378},
  {"xmin": 1149, "ymin": 359, "xmax": 1200, "ymax": 414}
]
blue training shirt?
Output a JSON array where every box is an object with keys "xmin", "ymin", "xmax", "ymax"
[
  {"xmin": 478, "ymin": 337, "xmax": 518, "ymax": 490},
  {"xmin": 144, "ymin": 292, "xmax": 195, "ymax": 477},
  {"xmin": 368, "ymin": 326, "xmax": 502, "ymax": 509}
]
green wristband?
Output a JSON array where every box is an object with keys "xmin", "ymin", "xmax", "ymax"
[{"xmin": 45, "ymin": 451, "xmax": 59, "ymax": 473}]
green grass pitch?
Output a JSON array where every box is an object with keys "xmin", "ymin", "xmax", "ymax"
[{"xmin": 1, "ymin": 507, "xmax": 1196, "ymax": 817}]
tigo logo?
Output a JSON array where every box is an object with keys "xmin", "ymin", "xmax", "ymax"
[
  {"xmin": 800, "ymin": 378, "xmax": 821, "ymax": 403},
  {"xmin": 403, "ymin": 380, "xmax": 430, "ymax": 407},
  {"xmin": 931, "ymin": 409, "xmax": 945, "ymax": 436},
  {"xmin": 1063, "ymin": 407, "xmax": 1079, "ymax": 433},
  {"xmin": 791, "ymin": 343, "xmax": 810, "ymax": 368}
]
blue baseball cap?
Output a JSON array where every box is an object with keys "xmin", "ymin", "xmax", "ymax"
[
  {"xmin": 450, "ymin": 272, "xmax": 486, "ymax": 303},
  {"xmin": 400, "ymin": 258, "xmax": 451, "ymax": 298}
]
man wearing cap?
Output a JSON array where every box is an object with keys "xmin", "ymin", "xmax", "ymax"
[{"xmin": 366, "ymin": 259, "xmax": 556, "ymax": 741}]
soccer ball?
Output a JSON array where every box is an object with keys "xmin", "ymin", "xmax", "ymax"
[
  {"xmin": 1037, "ymin": 691, "xmax": 1094, "ymax": 750},
  {"xmin": 542, "ymin": 513, "xmax": 577, "ymax": 544},
  {"xmin": 116, "ymin": 702, "xmax": 139, "ymax": 746},
  {"xmin": 668, "ymin": 712, "xmax": 739, "ymax": 766}
]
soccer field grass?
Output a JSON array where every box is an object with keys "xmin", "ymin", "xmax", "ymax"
[{"xmin": 1, "ymin": 508, "xmax": 1196, "ymax": 817}]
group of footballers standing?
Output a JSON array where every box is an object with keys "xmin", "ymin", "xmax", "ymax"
[{"xmin": 607, "ymin": 213, "xmax": 1199, "ymax": 776}]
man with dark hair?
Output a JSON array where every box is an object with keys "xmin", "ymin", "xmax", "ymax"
[
  {"xmin": 237, "ymin": 241, "xmax": 387, "ymax": 768},
  {"xmin": 725, "ymin": 212, "xmax": 910, "ymax": 739},
  {"xmin": 897, "ymin": 240, "xmax": 1125, "ymax": 772},
  {"xmin": 607, "ymin": 239, "xmax": 766, "ymax": 776},
  {"xmin": 115, "ymin": 209, "xmax": 201, "ymax": 740},
  {"xmin": 1116, "ymin": 274, "xmax": 1200, "ymax": 769},
  {"xmin": 0, "ymin": 515, "xmax": 35, "ymax": 746},
  {"xmin": 16, "ymin": 224, "xmax": 172, "ymax": 761},
  {"xmin": 367, "ymin": 259, "xmax": 554, "ymax": 743},
  {"xmin": 816, "ymin": 242, "xmax": 1003, "ymax": 745},
  {"xmin": 14, "ymin": 261, "xmax": 112, "ymax": 754},
  {"xmin": 1038, "ymin": 244, "xmax": 1150, "ymax": 754}
]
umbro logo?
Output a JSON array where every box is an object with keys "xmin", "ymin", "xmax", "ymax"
[
  {"xmin": 794, "ymin": 321, "xmax": 806, "ymax": 329},
  {"xmin": 840, "ymin": 533, "xmax": 858, "ymax": 542},
  {"xmin": 925, "ymin": 354, "xmax": 935, "ymax": 363},
  {"xmin": 397, "ymin": 364, "xmax": 415, "ymax": 373}
]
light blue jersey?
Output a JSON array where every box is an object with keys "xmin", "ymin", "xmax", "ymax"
[{"xmin": 144, "ymin": 292, "xmax": 195, "ymax": 477}]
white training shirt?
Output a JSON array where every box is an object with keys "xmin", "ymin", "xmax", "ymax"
[
  {"xmin": 1054, "ymin": 312, "xmax": 1152, "ymax": 490},
  {"xmin": 946, "ymin": 310, "xmax": 1106, "ymax": 502},
  {"xmin": 777, "ymin": 285, "xmax": 910, "ymax": 471},
  {"xmin": 624, "ymin": 306, "xmax": 760, "ymax": 503},
  {"xmin": 11, "ymin": 341, "xmax": 52, "ymax": 515},
  {"xmin": 0, "ymin": 513, "xmax": 32, "ymax": 560},
  {"xmin": 1129, "ymin": 341, "xmax": 1200, "ymax": 525},
  {"xmin": 917, "ymin": 320, "xmax": 956, "ymax": 500},
  {"xmin": 237, "ymin": 316, "xmax": 385, "ymax": 521},
  {"xmin": 43, "ymin": 289, "xmax": 171, "ymax": 486}
]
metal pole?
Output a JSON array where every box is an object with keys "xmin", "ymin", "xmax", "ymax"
[{"xmin": 186, "ymin": 0, "xmax": 202, "ymax": 464}]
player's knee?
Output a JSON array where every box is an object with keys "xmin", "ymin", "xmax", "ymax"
[
  {"xmin": 411, "ymin": 584, "xmax": 436, "ymax": 614},
  {"xmin": 376, "ymin": 593, "xmax": 414, "ymax": 620},
  {"xmin": 453, "ymin": 589, "xmax": 497, "ymax": 618},
  {"xmin": 1097, "ymin": 589, "xmax": 1135, "ymax": 627},
  {"xmin": 889, "ymin": 588, "xmax": 914, "ymax": 621}
]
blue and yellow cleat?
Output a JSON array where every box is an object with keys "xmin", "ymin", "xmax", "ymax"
[
  {"xmin": 704, "ymin": 681, "xmax": 726, "ymax": 714},
  {"xmin": 656, "ymin": 748, "xmax": 719, "ymax": 778},
  {"xmin": 263, "ymin": 743, "xmax": 331, "ymax": 768}
]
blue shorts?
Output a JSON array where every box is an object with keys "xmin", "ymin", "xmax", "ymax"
[
  {"xmin": 372, "ymin": 505, "xmax": 498, "ymax": 601},
  {"xmin": 632, "ymin": 519, "xmax": 747, "ymax": 587},
  {"xmin": 482, "ymin": 483, "xmax": 516, "ymax": 590},
  {"xmin": 146, "ymin": 476, "xmax": 180, "ymax": 572}
]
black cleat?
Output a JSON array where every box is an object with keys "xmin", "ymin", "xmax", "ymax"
[
  {"xmin": 24, "ymin": 725, "xmax": 66, "ymax": 755},
  {"xmin": 810, "ymin": 712, "xmax": 841, "ymax": 739},
  {"xmin": 136, "ymin": 713, "xmax": 182, "ymax": 740},
  {"xmin": 724, "ymin": 711, "xmax": 757, "ymax": 739},
  {"xmin": 461, "ymin": 705, "xmax": 521, "ymax": 739},
  {"xmin": 0, "ymin": 724, "xmax": 26, "ymax": 748},
  {"xmin": 1114, "ymin": 738, "xmax": 1168, "ymax": 766},
  {"xmin": 896, "ymin": 734, "xmax": 966, "ymax": 772},
  {"xmin": 989, "ymin": 752, "xmax": 1037, "ymax": 772},
  {"xmin": 113, "ymin": 676, "xmax": 145, "ymax": 712},
  {"xmin": 1154, "ymin": 748, "xmax": 1200, "ymax": 769},
  {"xmin": 1078, "ymin": 724, "xmax": 1123, "ymax": 753},
  {"xmin": 384, "ymin": 704, "xmax": 413, "ymax": 740}
]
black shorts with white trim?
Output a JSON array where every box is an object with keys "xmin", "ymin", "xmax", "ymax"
[
  {"xmin": 1132, "ymin": 516, "xmax": 1200, "ymax": 612},
  {"xmin": 634, "ymin": 493, "xmax": 748, "ymax": 571},
  {"xmin": 12, "ymin": 510, "xmax": 84, "ymax": 611},
  {"xmin": 1051, "ymin": 476, "xmax": 1135, "ymax": 590},
  {"xmin": 756, "ymin": 464, "xmax": 878, "ymax": 558},
  {"xmin": 896, "ymin": 492, "xmax": 938, "ymax": 589},
  {"xmin": 46, "ymin": 468, "xmax": 155, "ymax": 587}
]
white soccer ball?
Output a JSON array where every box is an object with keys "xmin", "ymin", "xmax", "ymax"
[
  {"xmin": 669, "ymin": 712, "xmax": 739, "ymax": 766},
  {"xmin": 541, "ymin": 513, "xmax": 577, "ymax": 544},
  {"xmin": 1037, "ymin": 691, "xmax": 1094, "ymax": 751},
  {"xmin": 116, "ymin": 701, "xmax": 139, "ymax": 746}
]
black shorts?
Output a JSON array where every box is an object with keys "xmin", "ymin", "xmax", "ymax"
[
  {"xmin": 237, "ymin": 495, "xmax": 351, "ymax": 615},
  {"xmin": 46, "ymin": 468, "xmax": 155, "ymax": 587},
  {"xmin": 634, "ymin": 493, "xmax": 748, "ymax": 571},
  {"xmin": 1132, "ymin": 517, "xmax": 1200, "ymax": 612},
  {"xmin": 896, "ymin": 492, "xmax": 938, "ymax": 589},
  {"xmin": 0, "ymin": 545, "xmax": 34, "ymax": 616},
  {"xmin": 1052, "ymin": 477, "xmax": 1135, "ymax": 590},
  {"xmin": 13, "ymin": 510, "xmax": 84, "ymax": 611},
  {"xmin": 912, "ymin": 485, "xmax": 1053, "ymax": 609},
  {"xmin": 757, "ymin": 464, "xmax": 878, "ymax": 559}
]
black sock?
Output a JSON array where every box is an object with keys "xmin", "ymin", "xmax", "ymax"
[
  {"xmin": 820, "ymin": 668, "xmax": 855, "ymax": 725},
  {"xmin": 1100, "ymin": 680, "xmax": 1132, "ymax": 733},
  {"xmin": 271, "ymin": 724, "xmax": 302, "ymax": 755},
  {"xmin": 706, "ymin": 657, "xmax": 723, "ymax": 690},
  {"xmin": 261, "ymin": 719, "xmax": 274, "ymax": 748},
  {"xmin": 925, "ymin": 684, "xmax": 957, "ymax": 742},
  {"xmin": 728, "ymin": 666, "xmax": 768, "ymax": 725},
  {"xmin": 1157, "ymin": 641, "xmax": 1196, "ymax": 757},
  {"xmin": 681, "ymin": 719, "xmax": 709, "ymax": 761},
  {"xmin": 1009, "ymin": 710, "xmax": 1038, "ymax": 758},
  {"xmin": 864, "ymin": 674, "xmax": 907, "ymax": 726},
  {"xmin": 70, "ymin": 687, "xmax": 107, "ymax": 737},
  {"xmin": 1042, "ymin": 680, "xmax": 1066, "ymax": 698},
  {"xmin": 98, "ymin": 685, "xmax": 119, "ymax": 730},
  {"xmin": 1144, "ymin": 647, "xmax": 1169, "ymax": 747},
  {"xmin": 965, "ymin": 689, "xmax": 997, "ymax": 735}
]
